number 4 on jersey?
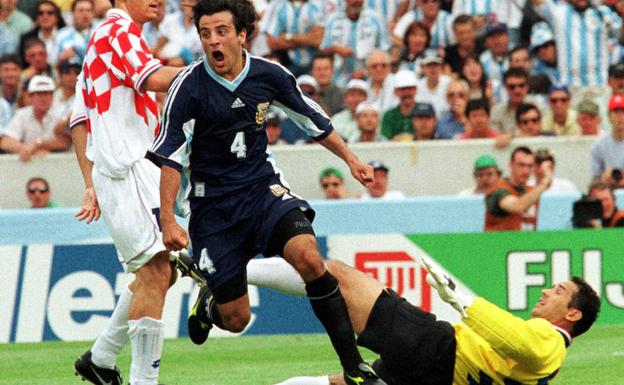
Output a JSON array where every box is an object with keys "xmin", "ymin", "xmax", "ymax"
[{"xmin": 231, "ymin": 131, "xmax": 247, "ymax": 159}]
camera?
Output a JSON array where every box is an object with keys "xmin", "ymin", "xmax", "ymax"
[
  {"xmin": 611, "ymin": 169, "xmax": 623, "ymax": 182},
  {"xmin": 572, "ymin": 196, "xmax": 603, "ymax": 228}
]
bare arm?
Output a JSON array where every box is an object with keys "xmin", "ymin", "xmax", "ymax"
[
  {"xmin": 71, "ymin": 123, "xmax": 100, "ymax": 223},
  {"xmin": 289, "ymin": 26, "xmax": 325, "ymax": 49},
  {"xmin": 499, "ymin": 164, "xmax": 553, "ymax": 214},
  {"xmin": 266, "ymin": 33, "xmax": 295, "ymax": 51},
  {"xmin": 318, "ymin": 130, "xmax": 373, "ymax": 186},
  {"xmin": 160, "ymin": 164, "xmax": 188, "ymax": 250},
  {"xmin": 142, "ymin": 66, "xmax": 184, "ymax": 93},
  {"xmin": 0, "ymin": 135, "xmax": 24, "ymax": 153}
]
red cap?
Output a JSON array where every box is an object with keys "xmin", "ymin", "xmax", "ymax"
[{"xmin": 608, "ymin": 95, "xmax": 624, "ymax": 111}]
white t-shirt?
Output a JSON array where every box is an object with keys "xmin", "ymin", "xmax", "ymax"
[
  {"xmin": 3, "ymin": 106, "xmax": 60, "ymax": 143},
  {"xmin": 360, "ymin": 190, "xmax": 406, "ymax": 200}
]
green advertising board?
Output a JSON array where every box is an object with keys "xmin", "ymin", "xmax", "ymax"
[{"xmin": 407, "ymin": 229, "xmax": 624, "ymax": 324}]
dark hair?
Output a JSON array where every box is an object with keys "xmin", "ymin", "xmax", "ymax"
[
  {"xmin": 515, "ymin": 102, "xmax": 540, "ymax": 123},
  {"xmin": 193, "ymin": 0, "xmax": 257, "ymax": 39},
  {"xmin": 503, "ymin": 67, "xmax": 529, "ymax": 84},
  {"xmin": 569, "ymin": 276, "xmax": 601, "ymax": 337},
  {"xmin": 24, "ymin": 37, "xmax": 46, "ymax": 53},
  {"xmin": 509, "ymin": 45, "xmax": 529, "ymax": 61},
  {"xmin": 452, "ymin": 14, "xmax": 474, "ymax": 28},
  {"xmin": 534, "ymin": 148, "xmax": 555, "ymax": 164},
  {"xmin": 311, "ymin": 52, "xmax": 334, "ymax": 67},
  {"xmin": 36, "ymin": 0, "xmax": 66, "ymax": 29},
  {"xmin": 27, "ymin": 177, "xmax": 50, "ymax": 190},
  {"xmin": 0, "ymin": 54, "xmax": 21, "ymax": 67},
  {"xmin": 460, "ymin": 53, "xmax": 489, "ymax": 98},
  {"xmin": 403, "ymin": 21, "xmax": 431, "ymax": 52},
  {"xmin": 465, "ymin": 98, "xmax": 490, "ymax": 117},
  {"xmin": 510, "ymin": 145, "xmax": 533, "ymax": 162},
  {"xmin": 588, "ymin": 180, "xmax": 615, "ymax": 198},
  {"xmin": 71, "ymin": 0, "xmax": 94, "ymax": 12}
]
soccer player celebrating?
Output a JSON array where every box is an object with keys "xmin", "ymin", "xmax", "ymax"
[
  {"xmin": 248, "ymin": 257, "xmax": 600, "ymax": 385},
  {"xmin": 147, "ymin": 1, "xmax": 384, "ymax": 384}
]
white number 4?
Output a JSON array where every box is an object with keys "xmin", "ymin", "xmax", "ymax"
[{"xmin": 230, "ymin": 131, "xmax": 247, "ymax": 158}]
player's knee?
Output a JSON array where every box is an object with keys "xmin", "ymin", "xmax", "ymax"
[
  {"xmin": 222, "ymin": 308, "xmax": 251, "ymax": 333},
  {"xmin": 291, "ymin": 247, "xmax": 324, "ymax": 280}
]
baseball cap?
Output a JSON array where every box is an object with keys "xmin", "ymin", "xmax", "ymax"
[
  {"xmin": 608, "ymin": 63, "xmax": 624, "ymax": 78},
  {"xmin": 577, "ymin": 99, "xmax": 599, "ymax": 115},
  {"xmin": 319, "ymin": 167, "xmax": 344, "ymax": 181},
  {"xmin": 474, "ymin": 155, "xmax": 498, "ymax": 170},
  {"xmin": 368, "ymin": 160, "xmax": 389, "ymax": 172},
  {"xmin": 28, "ymin": 75, "xmax": 55, "ymax": 93},
  {"xmin": 547, "ymin": 84, "xmax": 570, "ymax": 95},
  {"xmin": 346, "ymin": 79, "xmax": 369, "ymax": 94},
  {"xmin": 296, "ymin": 74, "xmax": 318, "ymax": 92},
  {"xmin": 411, "ymin": 102, "xmax": 435, "ymax": 118},
  {"xmin": 393, "ymin": 70, "xmax": 418, "ymax": 89},
  {"xmin": 485, "ymin": 22, "xmax": 508, "ymax": 37},
  {"xmin": 354, "ymin": 101, "xmax": 380, "ymax": 116},
  {"xmin": 529, "ymin": 21, "xmax": 554, "ymax": 51},
  {"xmin": 608, "ymin": 94, "xmax": 624, "ymax": 111},
  {"xmin": 421, "ymin": 49, "xmax": 443, "ymax": 65}
]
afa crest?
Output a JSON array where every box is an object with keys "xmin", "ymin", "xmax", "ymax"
[{"xmin": 255, "ymin": 102, "xmax": 270, "ymax": 124}]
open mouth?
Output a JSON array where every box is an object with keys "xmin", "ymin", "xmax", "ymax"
[{"xmin": 212, "ymin": 51, "xmax": 225, "ymax": 64}]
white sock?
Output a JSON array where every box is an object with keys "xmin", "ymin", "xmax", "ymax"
[
  {"xmin": 247, "ymin": 257, "xmax": 306, "ymax": 296},
  {"xmin": 128, "ymin": 317, "xmax": 165, "ymax": 385},
  {"xmin": 274, "ymin": 376, "xmax": 330, "ymax": 385},
  {"xmin": 91, "ymin": 285, "xmax": 133, "ymax": 369}
]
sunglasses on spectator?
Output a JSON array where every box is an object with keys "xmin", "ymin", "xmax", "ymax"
[
  {"xmin": 519, "ymin": 117, "xmax": 540, "ymax": 124},
  {"xmin": 322, "ymin": 182, "xmax": 341, "ymax": 189},
  {"xmin": 474, "ymin": 170, "xmax": 497, "ymax": 177},
  {"xmin": 37, "ymin": 9, "xmax": 55, "ymax": 15},
  {"xmin": 28, "ymin": 187, "xmax": 49, "ymax": 193},
  {"xmin": 368, "ymin": 63, "xmax": 389, "ymax": 69},
  {"xmin": 505, "ymin": 82, "xmax": 527, "ymax": 90},
  {"xmin": 549, "ymin": 97, "xmax": 569, "ymax": 104}
]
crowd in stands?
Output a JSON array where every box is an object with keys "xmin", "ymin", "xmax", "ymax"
[{"xmin": 2, "ymin": 0, "xmax": 624, "ymax": 226}]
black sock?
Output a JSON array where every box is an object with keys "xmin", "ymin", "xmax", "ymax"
[
  {"xmin": 306, "ymin": 271, "xmax": 363, "ymax": 371},
  {"xmin": 207, "ymin": 298, "xmax": 225, "ymax": 329}
]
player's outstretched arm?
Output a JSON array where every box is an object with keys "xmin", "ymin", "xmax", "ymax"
[
  {"xmin": 318, "ymin": 131, "xmax": 373, "ymax": 186},
  {"xmin": 142, "ymin": 66, "xmax": 184, "ymax": 93},
  {"xmin": 419, "ymin": 255, "xmax": 473, "ymax": 317}
]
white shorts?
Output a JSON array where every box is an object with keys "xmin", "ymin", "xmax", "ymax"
[{"xmin": 93, "ymin": 158, "xmax": 165, "ymax": 272}]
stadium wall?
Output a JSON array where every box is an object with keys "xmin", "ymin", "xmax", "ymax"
[
  {"xmin": 1, "ymin": 196, "xmax": 623, "ymax": 343},
  {"xmin": 0, "ymin": 136, "xmax": 595, "ymax": 208}
]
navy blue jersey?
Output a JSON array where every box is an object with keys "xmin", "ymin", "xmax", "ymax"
[{"xmin": 147, "ymin": 52, "xmax": 333, "ymax": 199}]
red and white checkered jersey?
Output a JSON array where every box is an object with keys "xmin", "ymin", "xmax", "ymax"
[{"xmin": 70, "ymin": 8, "xmax": 163, "ymax": 178}]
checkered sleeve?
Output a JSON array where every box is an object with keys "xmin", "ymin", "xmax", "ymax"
[
  {"xmin": 70, "ymin": 71, "xmax": 89, "ymax": 129},
  {"xmin": 109, "ymin": 22, "xmax": 163, "ymax": 93}
]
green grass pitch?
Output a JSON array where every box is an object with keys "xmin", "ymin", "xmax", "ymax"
[{"xmin": 0, "ymin": 324, "xmax": 622, "ymax": 385}]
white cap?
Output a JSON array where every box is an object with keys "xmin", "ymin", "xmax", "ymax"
[
  {"xmin": 28, "ymin": 75, "xmax": 55, "ymax": 93},
  {"xmin": 296, "ymin": 74, "xmax": 319, "ymax": 92},
  {"xmin": 354, "ymin": 102, "xmax": 380, "ymax": 116},
  {"xmin": 346, "ymin": 79, "xmax": 369, "ymax": 94},
  {"xmin": 393, "ymin": 70, "xmax": 418, "ymax": 89}
]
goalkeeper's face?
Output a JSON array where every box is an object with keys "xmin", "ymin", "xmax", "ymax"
[{"xmin": 531, "ymin": 281, "xmax": 579, "ymax": 325}]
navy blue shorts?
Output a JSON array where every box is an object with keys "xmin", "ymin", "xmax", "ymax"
[{"xmin": 188, "ymin": 175, "xmax": 314, "ymax": 291}]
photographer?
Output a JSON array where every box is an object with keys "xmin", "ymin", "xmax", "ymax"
[
  {"xmin": 591, "ymin": 95, "xmax": 624, "ymax": 188},
  {"xmin": 587, "ymin": 181, "xmax": 624, "ymax": 228}
]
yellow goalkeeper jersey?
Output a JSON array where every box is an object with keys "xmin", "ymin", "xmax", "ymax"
[{"xmin": 453, "ymin": 298, "xmax": 570, "ymax": 385}]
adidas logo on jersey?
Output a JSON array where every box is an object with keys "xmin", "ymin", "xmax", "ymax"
[{"xmin": 231, "ymin": 98, "xmax": 245, "ymax": 108}]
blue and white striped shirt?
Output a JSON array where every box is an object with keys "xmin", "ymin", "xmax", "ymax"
[
  {"xmin": 363, "ymin": 0, "xmax": 400, "ymax": 26},
  {"xmin": 537, "ymin": 0, "xmax": 621, "ymax": 87},
  {"xmin": 452, "ymin": 0, "xmax": 495, "ymax": 16},
  {"xmin": 321, "ymin": 10, "xmax": 390, "ymax": 87},
  {"xmin": 267, "ymin": 1, "xmax": 323, "ymax": 68},
  {"xmin": 479, "ymin": 50, "xmax": 508, "ymax": 86},
  {"xmin": 393, "ymin": 8, "xmax": 454, "ymax": 49},
  {"xmin": 53, "ymin": 22, "xmax": 99, "ymax": 64}
]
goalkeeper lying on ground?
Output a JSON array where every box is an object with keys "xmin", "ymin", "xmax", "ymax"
[{"xmin": 242, "ymin": 257, "xmax": 600, "ymax": 385}]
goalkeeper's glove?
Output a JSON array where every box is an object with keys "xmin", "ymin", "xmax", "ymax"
[{"xmin": 419, "ymin": 255, "xmax": 473, "ymax": 318}]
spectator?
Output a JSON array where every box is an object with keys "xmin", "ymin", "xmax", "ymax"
[
  {"xmin": 381, "ymin": 69, "xmax": 418, "ymax": 140},
  {"xmin": 490, "ymin": 68, "xmax": 541, "ymax": 134},
  {"xmin": 532, "ymin": 0, "xmax": 620, "ymax": 91},
  {"xmin": 0, "ymin": 0, "xmax": 33, "ymax": 38},
  {"xmin": 392, "ymin": 0, "xmax": 454, "ymax": 49},
  {"xmin": 587, "ymin": 181, "xmax": 624, "ymax": 227},
  {"xmin": 396, "ymin": 21, "xmax": 430, "ymax": 75},
  {"xmin": 515, "ymin": 103, "xmax": 546, "ymax": 137},
  {"xmin": 597, "ymin": 63, "xmax": 624, "ymax": 133},
  {"xmin": 54, "ymin": 0, "xmax": 99, "ymax": 65},
  {"xmin": 266, "ymin": 110, "xmax": 287, "ymax": 146},
  {"xmin": 364, "ymin": 50, "xmax": 396, "ymax": 113},
  {"xmin": 158, "ymin": 0, "xmax": 202, "ymax": 66},
  {"xmin": 479, "ymin": 22, "xmax": 509, "ymax": 88},
  {"xmin": 0, "ymin": 75, "xmax": 69, "ymax": 161},
  {"xmin": 265, "ymin": 0, "xmax": 324, "ymax": 77},
  {"xmin": 576, "ymin": 99, "xmax": 605, "ymax": 136},
  {"xmin": 331, "ymin": 79, "xmax": 368, "ymax": 142},
  {"xmin": 277, "ymin": 75, "xmax": 320, "ymax": 145},
  {"xmin": 0, "ymin": 20, "xmax": 18, "ymax": 57},
  {"xmin": 26, "ymin": 177, "xmax": 60, "ymax": 208},
  {"xmin": 310, "ymin": 53, "xmax": 343, "ymax": 116},
  {"xmin": 21, "ymin": 38, "xmax": 53, "ymax": 82},
  {"xmin": 485, "ymin": 146, "xmax": 552, "ymax": 231},
  {"xmin": 508, "ymin": 46, "xmax": 532, "ymax": 74},
  {"xmin": 437, "ymin": 78, "xmax": 468, "ymax": 139},
  {"xmin": 591, "ymin": 95, "xmax": 624, "ymax": 189},
  {"xmin": 361, "ymin": 160, "xmax": 406, "ymax": 200},
  {"xmin": 460, "ymin": 54, "xmax": 494, "ymax": 106},
  {"xmin": 541, "ymin": 85, "xmax": 580, "ymax": 136},
  {"xmin": 416, "ymin": 49, "xmax": 451, "ymax": 117},
  {"xmin": 458, "ymin": 154, "xmax": 501, "ymax": 195},
  {"xmin": 350, "ymin": 102, "xmax": 384, "ymax": 143},
  {"xmin": 530, "ymin": 21, "xmax": 559, "ymax": 86},
  {"xmin": 460, "ymin": 99, "xmax": 500, "ymax": 139},
  {"xmin": 52, "ymin": 58, "xmax": 80, "ymax": 119},
  {"xmin": 320, "ymin": 0, "xmax": 390, "ymax": 87},
  {"xmin": 319, "ymin": 167, "xmax": 348, "ymax": 199},
  {"xmin": 18, "ymin": 1, "xmax": 64, "ymax": 67},
  {"xmin": 0, "ymin": 54, "xmax": 20, "ymax": 112},
  {"xmin": 528, "ymin": 148, "xmax": 579, "ymax": 194},
  {"xmin": 142, "ymin": 0, "xmax": 166, "ymax": 53},
  {"xmin": 444, "ymin": 14, "xmax": 483, "ymax": 74},
  {"xmin": 410, "ymin": 102, "xmax": 438, "ymax": 141}
]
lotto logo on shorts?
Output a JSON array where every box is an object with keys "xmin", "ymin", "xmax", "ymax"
[{"xmin": 354, "ymin": 251, "xmax": 431, "ymax": 311}]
